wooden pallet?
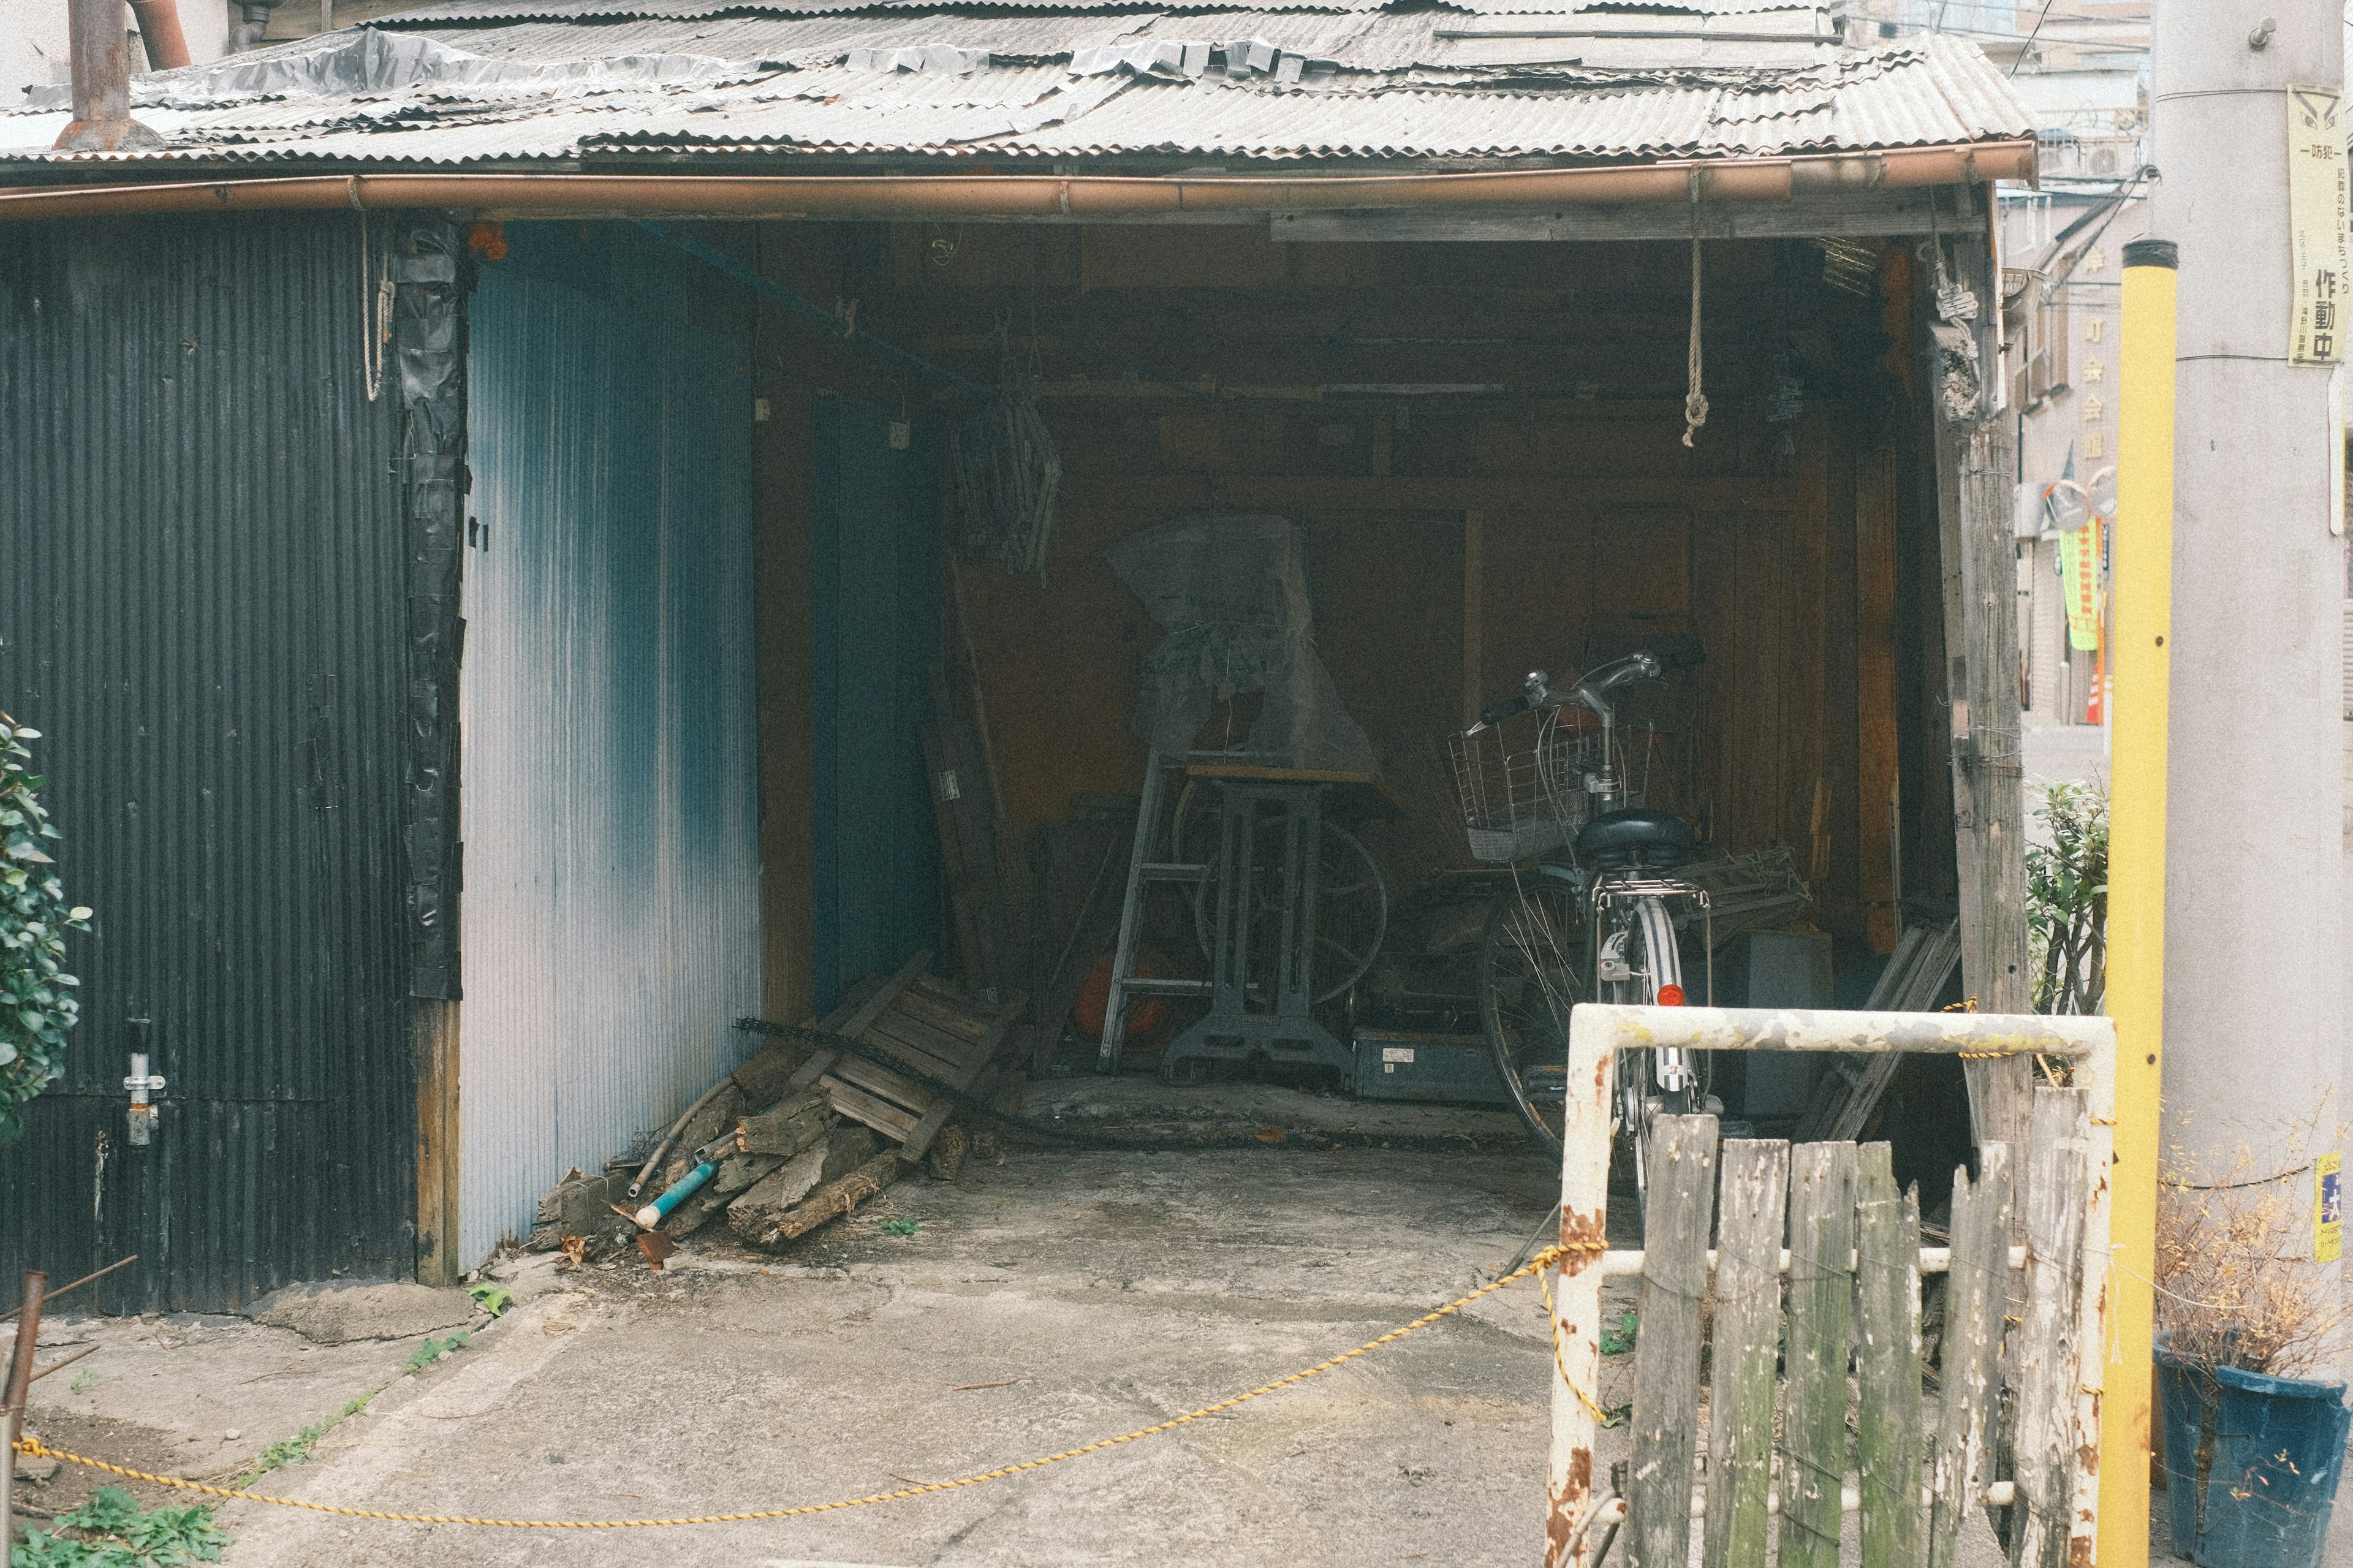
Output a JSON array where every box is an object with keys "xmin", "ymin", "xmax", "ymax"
[
  {"xmin": 1792, "ymin": 918, "xmax": 1963, "ymax": 1143},
  {"xmin": 786, "ymin": 952, "xmax": 1023, "ymax": 1159}
]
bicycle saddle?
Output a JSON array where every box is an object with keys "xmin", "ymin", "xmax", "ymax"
[{"xmin": 1575, "ymin": 808, "xmax": 1697, "ymax": 871}]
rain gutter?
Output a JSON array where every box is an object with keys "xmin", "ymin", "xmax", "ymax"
[{"xmin": 0, "ymin": 140, "xmax": 2037, "ymax": 222}]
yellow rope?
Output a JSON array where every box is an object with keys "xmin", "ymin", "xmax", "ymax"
[
  {"xmin": 1537, "ymin": 1257, "xmax": 1617, "ymax": 1425},
  {"xmin": 13, "ymin": 1243, "xmax": 1581, "ymax": 1531}
]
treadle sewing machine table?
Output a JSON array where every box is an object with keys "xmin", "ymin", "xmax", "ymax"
[{"xmin": 1103, "ymin": 760, "xmax": 1397, "ymax": 1083}]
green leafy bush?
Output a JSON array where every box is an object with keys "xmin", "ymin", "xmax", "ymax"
[
  {"xmin": 11, "ymin": 1487, "xmax": 226, "ymax": 1567},
  {"xmin": 1, "ymin": 715, "xmax": 92, "ymax": 1146},
  {"xmin": 2026, "ymin": 781, "xmax": 2107, "ymax": 1016}
]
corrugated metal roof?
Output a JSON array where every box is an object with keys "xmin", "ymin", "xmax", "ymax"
[
  {"xmin": 0, "ymin": 20, "xmax": 2030, "ymax": 167},
  {"xmin": 411, "ymin": 13, "xmax": 1163, "ymax": 64},
  {"xmin": 310, "ymin": 0, "xmax": 1813, "ymax": 21}
]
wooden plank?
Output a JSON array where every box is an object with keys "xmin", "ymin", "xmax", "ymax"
[
  {"xmin": 1626, "ymin": 1114, "xmax": 1717, "ymax": 1568},
  {"xmin": 1462, "ymin": 509, "xmax": 1484, "ymax": 727},
  {"xmin": 1856, "ymin": 1143, "xmax": 1925, "ymax": 1568},
  {"xmin": 920, "ymin": 718, "xmax": 986, "ymax": 987},
  {"xmin": 1784, "ymin": 409, "xmax": 1831, "ymax": 904},
  {"xmin": 841, "ymin": 952, "xmax": 933, "ymax": 1040},
  {"xmin": 1823, "ymin": 424, "xmax": 1863, "ymax": 941},
  {"xmin": 967, "ymin": 990, "xmax": 1029, "ymax": 1074},
  {"xmin": 863, "ymin": 1012, "xmax": 974, "ymax": 1077},
  {"xmin": 1927, "ymin": 1143, "xmax": 2013, "ymax": 1568},
  {"xmin": 1702, "ymin": 1138, "xmax": 1789, "ymax": 1568},
  {"xmin": 2007, "ymin": 1089, "xmax": 2091, "ymax": 1568},
  {"xmin": 411, "ymin": 998, "xmax": 461, "ymax": 1287},
  {"xmin": 1781, "ymin": 1141, "xmax": 1857, "ymax": 1568},
  {"xmin": 900, "ymin": 1096, "xmax": 958, "ymax": 1162},
  {"xmin": 828, "ymin": 1053, "xmax": 929, "ymax": 1114},
  {"xmin": 1266, "ymin": 190, "xmax": 1991, "ymax": 245},
  {"xmin": 821, "ymin": 1077, "xmax": 923, "ymax": 1142},
  {"xmin": 895, "ymin": 984, "xmax": 993, "ymax": 1042},
  {"xmin": 1181, "ymin": 763, "xmax": 1405, "ymax": 820},
  {"xmin": 1855, "ymin": 436, "xmax": 1901, "ymax": 953},
  {"xmin": 1689, "ymin": 509, "xmax": 1740, "ymax": 846}
]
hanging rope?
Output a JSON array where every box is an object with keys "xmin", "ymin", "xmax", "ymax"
[
  {"xmin": 360, "ymin": 212, "xmax": 394, "ymax": 403},
  {"xmin": 1681, "ymin": 172, "xmax": 1708, "ymax": 449}
]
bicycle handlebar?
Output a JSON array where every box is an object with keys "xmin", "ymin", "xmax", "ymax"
[
  {"xmin": 1467, "ymin": 645, "xmax": 1704, "ymax": 732},
  {"xmin": 1477, "ymin": 690, "xmax": 1539, "ymax": 728}
]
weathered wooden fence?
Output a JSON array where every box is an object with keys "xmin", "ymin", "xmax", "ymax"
[{"xmin": 1545, "ymin": 1006, "xmax": 2116, "ymax": 1568}]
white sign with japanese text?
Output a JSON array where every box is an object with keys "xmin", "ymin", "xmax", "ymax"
[{"xmin": 2288, "ymin": 86, "xmax": 2349, "ymax": 365}]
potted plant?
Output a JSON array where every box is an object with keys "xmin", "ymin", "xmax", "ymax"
[{"xmin": 2154, "ymin": 1119, "xmax": 2353, "ymax": 1568}]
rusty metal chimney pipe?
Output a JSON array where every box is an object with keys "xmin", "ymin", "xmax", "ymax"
[
  {"xmin": 54, "ymin": 0, "xmax": 163, "ymax": 152},
  {"xmin": 127, "ymin": 0, "xmax": 194, "ymax": 72}
]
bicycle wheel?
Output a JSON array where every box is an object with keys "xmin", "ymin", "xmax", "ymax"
[{"xmin": 1479, "ymin": 870, "xmax": 1591, "ymax": 1157}]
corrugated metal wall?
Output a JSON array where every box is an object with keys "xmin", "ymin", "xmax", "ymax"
[
  {"xmin": 0, "ymin": 214, "xmax": 415, "ymax": 1311},
  {"xmin": 458, "ymin": 234, "xmax": 760, "ymax": 1267}
]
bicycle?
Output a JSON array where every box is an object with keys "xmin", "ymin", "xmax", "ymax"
[{"xmin": 1449, "ymin": 647, "xmax": 1715, "ymax": 1199}]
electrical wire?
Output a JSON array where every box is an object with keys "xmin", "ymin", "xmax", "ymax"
[{"xmin": 2009, "ymin": 0, "xmax": 2059, "ymax": 76}]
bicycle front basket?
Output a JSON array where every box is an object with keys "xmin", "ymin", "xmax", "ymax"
[{"xmin": 1446, "ymin": 714, "xmax": 1591, "ymax": 864}]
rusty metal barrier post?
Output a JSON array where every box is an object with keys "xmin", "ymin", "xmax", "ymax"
[
  {"xmin": 2, "ymin": 1270, "xmax": 47, "ymax": 1546},
  {"xmin": 1543, "ymin": 1005, "xmax": 2117, "ymax": 1568}
]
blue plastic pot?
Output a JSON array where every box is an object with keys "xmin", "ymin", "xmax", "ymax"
[{"xmin": 2156, "ymin": 1338, "xmax": 2353, "ymax": 1568}]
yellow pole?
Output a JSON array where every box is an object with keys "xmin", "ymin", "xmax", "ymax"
[{"xmin": 2099, "ymin": 236, "xmax": 2175, "ymax": 1566}]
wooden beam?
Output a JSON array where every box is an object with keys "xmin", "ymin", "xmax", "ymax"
[
  {"xmin": 1856, "ymin": 435, "xmax": 1902, "ymax": 953},
  {"xmin": 1270, "ymin": 191, "xmax": 1989, "ymax": 246},
  {"xmin": 411, "ymin": 998, "xmax": 461, "ymax": 1287},
  {"xmin": 1061, "ymin": 474, "xmax": 1797, "ymax": 513},
  {"xmin": 1462, "ymin": 509, "xmax": 1484, "ymax": 726},
  {"xmin": 1922, "ymin": 210, "xmax": 2033, "ymax": 1189}
]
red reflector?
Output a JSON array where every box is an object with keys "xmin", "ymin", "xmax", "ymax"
[{"xmin": 1656, "ymin": 984, "xmax": 1686, "ymax": 1007}]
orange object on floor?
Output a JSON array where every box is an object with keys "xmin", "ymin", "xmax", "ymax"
[{"xmin": 1074, "ymin": 948, "xmax": 1172, "ymax": 1047}]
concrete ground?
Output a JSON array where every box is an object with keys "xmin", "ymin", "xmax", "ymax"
[
  {"xmin": 173, "ymin": 1140, "xmax": 1572, "ymax": 1567},
  {"xmin": 7, "ymin": 1077, "xmax": 2349, "ymax": 1566}
]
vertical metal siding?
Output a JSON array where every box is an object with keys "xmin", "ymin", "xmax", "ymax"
[
  {"xmin": 458, "ymin": 249, "xmax": 759, "ymax": 1268},
  {"xmin": 0, "ymin": 214, "xmax": 414, "ymax": 1311}
]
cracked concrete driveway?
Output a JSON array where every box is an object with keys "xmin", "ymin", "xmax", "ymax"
[{"xmin": 211, "ymin": 1145, "xmax": 1574, "ymax": 1567}]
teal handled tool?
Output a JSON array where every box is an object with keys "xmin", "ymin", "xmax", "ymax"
[{"xmin": 634, "ymin": 1162, "xmax": 716, "ymax": 1229}]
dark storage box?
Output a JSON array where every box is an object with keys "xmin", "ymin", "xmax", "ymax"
[{"xmin": 1352, "ymin": 1029, "xmax": 1514, "ymax": 1105}]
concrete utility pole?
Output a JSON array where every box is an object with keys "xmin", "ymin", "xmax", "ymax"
[{"xmin": 2150, "ymin": 7, "xmax": 2349, "ymax": 1173}]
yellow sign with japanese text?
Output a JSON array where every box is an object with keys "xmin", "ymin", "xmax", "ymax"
[
  {"xmin": 2317, "ymin": 1151, "xmax": 2342, "ymax": 1263},
  {"xmin": 2288, "ymin": 88, "xmax": 2350, "ymax": 365}
]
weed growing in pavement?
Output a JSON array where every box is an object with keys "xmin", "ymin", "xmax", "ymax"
[
  {"xmin": 233, "ymin": 1378, "xmax": 408, "ymax": 1489},
  {"xmin": 466, "ymin": 1282, "xmax": 513, "ymax": 1317},
  {"xmin": 69, "ymin": 1368, "xmax": 99, "ymax": 1395},
  {"xmin": 12, "ymin": 1486, "xmax": 227, "ymax": 1567},
  {"xmin": 243, "ymin": 1421, "xmax": 328, "ymax": 1479},
  {"xmin": 402, "ymin": 1331, "xmax": 469, "ymax": 1375},
  {"xmin": 23, "ymin": 1293, "xmax": 507, "ymax": 1559},
  {"xmin": 1599, "ymin": 1309, "xmax": 1639, "ymax": 1356},
  {"xmin": 880, "ymin": 1218, "xmax": 919, "ymax": 1238}
]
